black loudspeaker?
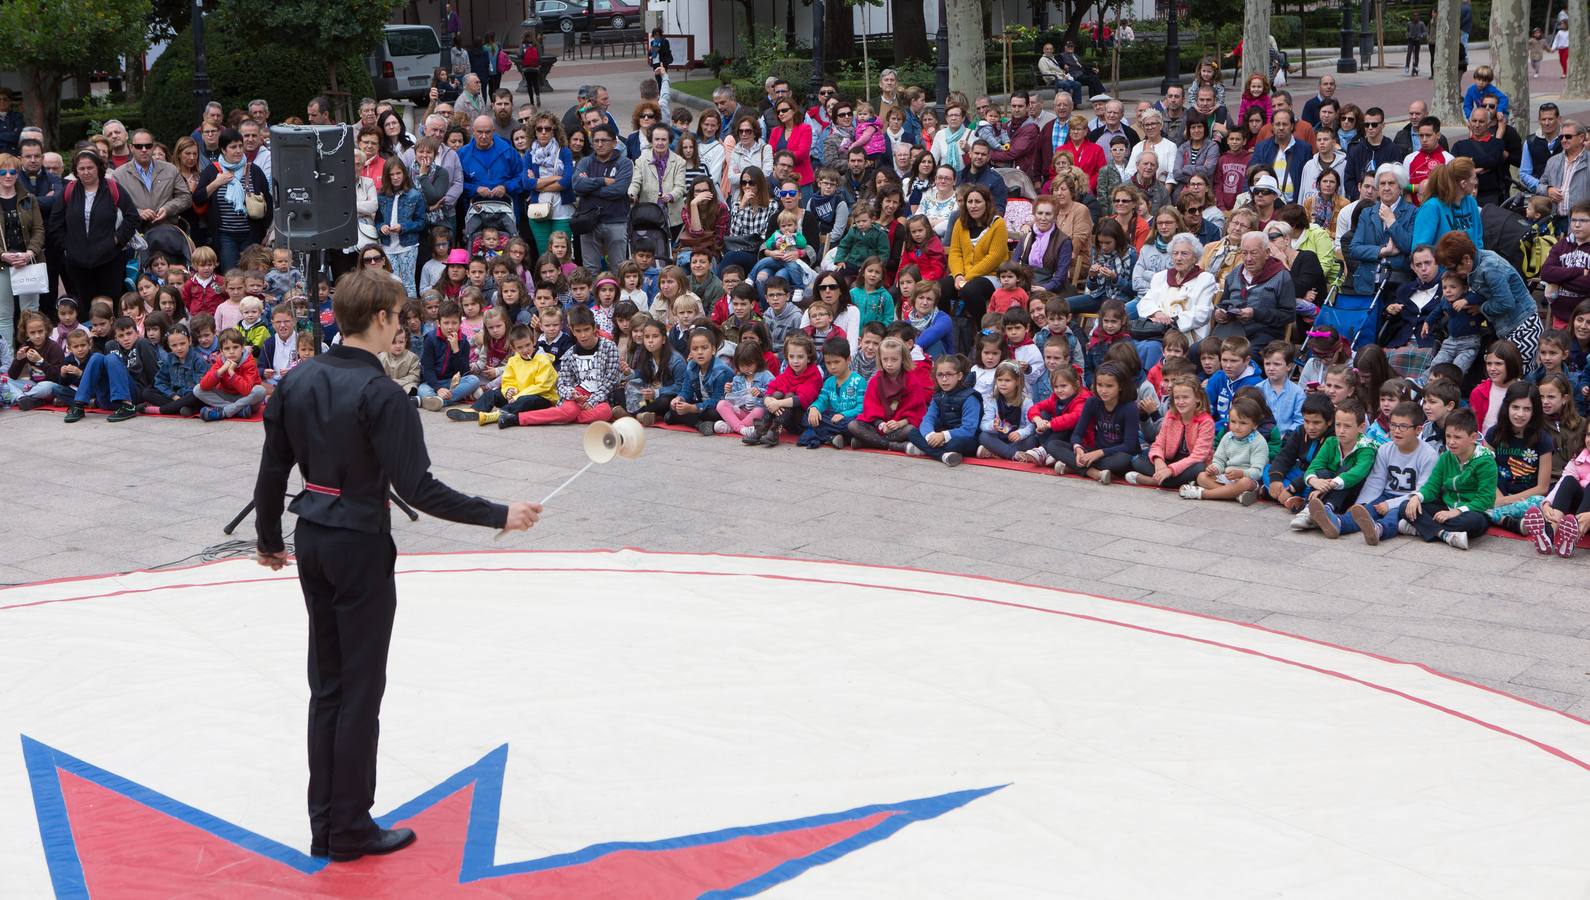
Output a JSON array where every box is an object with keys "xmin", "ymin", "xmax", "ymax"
[{"xmin": 270, "ymin": 125, "xmax": 357, "ymax": 252}]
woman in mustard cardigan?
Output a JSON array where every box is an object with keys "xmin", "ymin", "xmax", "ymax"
[{"xmin": 939, "ymin": 183, "xmax": 1009, "ymax": 322}]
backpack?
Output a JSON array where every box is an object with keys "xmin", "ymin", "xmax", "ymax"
[
  {"xmin": 521, "ymin": 44, "xmax": 540, "ymax": 68},
  {"xmin": 63, "ymin": 176, "xmax": 120, "ymax": 209}
]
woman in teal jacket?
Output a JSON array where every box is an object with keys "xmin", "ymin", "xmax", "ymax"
[{"xmin": 1411, "ymin": 157, "xmax": 1484, "ymax": 251}]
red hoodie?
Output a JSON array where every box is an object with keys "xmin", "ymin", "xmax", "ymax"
[
  {"xmin": 1027, "ymin": 383, "xmax": 1093, "ymax": 443},
  {"xmin": 767, "ymin": 361, "xmax": 824, "ymax": 406},
  {"xmin": 898, "ymin": 236, "xmax": 947, "ymax": 283},
  {"xmin": 858, "ymin": 369, "xmax": 930, "ymax": 425},
  {"xmin": 182, "ymin": 276, "xmax": 229, "ymax": 318},
  {"xmin": 199, "ymin": 351, "xmax": 262, "ymax": 395}
]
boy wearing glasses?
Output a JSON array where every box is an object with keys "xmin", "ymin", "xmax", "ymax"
[{"xmin": 1311, "ymin": 401, "xmax": 1438, "ymax": 543}]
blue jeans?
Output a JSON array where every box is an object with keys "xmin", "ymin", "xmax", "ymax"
[
  {"xmin": 799, "ymin": 415, "xmax": 852, "ymax": 446},
  {"xmin": 216, "ymin": 231, "xmax": 250, "ymax": 273},
  {"xmin": 417, "ymin": 375, "xmax": 482, "ymax": 404},
  {"xmin": 1328, "ymin": 492, "xmax": 1402, "ymax": 538},
  {"xmin": 1134, "ymin": 340, "xmax": 1163, "ymax": 371},
  {"xmin": 748, "ymin": 257, "xmax": 810, "ymax": 296},
  {"xmin": 904, "ymin": 427, "xmax": 978, "ymax": 460},
  {"xmin": 74, "ymin": 353, "xmax": 132, "ymax": 407}
]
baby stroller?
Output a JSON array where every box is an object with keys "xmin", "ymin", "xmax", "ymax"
[
  {"xmin": 140, "ymin": 222, "xmax": 194, "ymax": 270},
  {"xmin": 628, "ymin": 200, "xmax": 670, "ymax": 260},
  {"xmin": 464, "ymin": 199, "xmax": 517, "ymax": 245}
]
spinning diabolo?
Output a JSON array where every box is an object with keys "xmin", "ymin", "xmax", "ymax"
[{"xmin": 495, "ymin": 420, "xmax": 646, "ymax": 539}]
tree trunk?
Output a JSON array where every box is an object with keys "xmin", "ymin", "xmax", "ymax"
[
  {"xmin": 1567, "ymin": 0, "xmax": 1590, "ymax": 99},
  {"xmin": 1431, "ymin": 0, "xmax": 1461, "ymax": 124},
  {"xmin": 981, "ymin": 0, "xmax": 994, "ymax": 46},
  {"xmin": 824, "ymin": 1, "xmax": 853, "ymax": 57},
  {"xmin": 1488, "ymin": 0, "xmax": 1527, "ymax": 130},
  {"xmin": 894, "ymin": 1, "xmax": 930, "ymax": 63},
  {"xmin": 1061, "ymin": 1, "xmax": 1096, "ymax": 49},
  {"xmin": 786, "ymin": 0, "xmax": 795, "ymax": 53},
  {"xmin": 947, "ymin": 0, "xmax": 987, "ymax": 102},
  {"xmin": 1241, "ymin": 0, "xmax": 1269, "ymax": 85},
  {"xmin": 23, "ymin": 69, "xmax": 63, "ymax": 150}
]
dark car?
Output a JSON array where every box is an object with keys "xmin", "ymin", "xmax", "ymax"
[{"xmin": 532, "ymin": 0, "xmax": 639, "ymax": 34}]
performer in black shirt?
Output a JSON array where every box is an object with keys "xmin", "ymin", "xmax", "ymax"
[{"xmin": 254, "ymin": 268, "xmax": 539, "ymax": 862}]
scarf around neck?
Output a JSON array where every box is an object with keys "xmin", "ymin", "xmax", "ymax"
[
  {"xmin": 874, "ymin": 368, "xmax": 910, "ymax": 412},
  {"xmin": 1166, "ymin": 265, "xmax": 1204, "ymax": 288},
  {"xmin": 218, "ymin": 155, "xmax": 248, "ymax": 214}
]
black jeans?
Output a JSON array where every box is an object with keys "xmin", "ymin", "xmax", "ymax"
[
  {"xmin": 1130, "ymin": 452, "xmax": 1201, "ymax": 488},
  {"xmin": 295, "ymin": 519, "xmax": 399, "ymax": 851},
  {"xmin": 139, "ymin": 386, "xmax": 199, "ymax": 416},
  {"xmin": 1053, "ymin": 445, "xmax": 1134, "ymax": 475},
  {"xmin": 1411, "ymin": 501, "xmax": 1491, "ymax": 541}
]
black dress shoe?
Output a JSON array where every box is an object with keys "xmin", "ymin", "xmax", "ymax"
[
  {"xmin": 329, "ymin": 827, "xmax": 416, "ymax": 862},
  {"xmin": 310, "ymin": 844, "xmax": 329, "ymax": 858}
]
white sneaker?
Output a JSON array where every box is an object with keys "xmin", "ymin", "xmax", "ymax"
[
  {"xmin": 1289, "ymin": 509, "xmax": 1316, "ymax": 531},
  {"xmin": 714, "ymin": 420, "xmax": 732, "ymax": 434},
  {"xmin": 419, "ymin": 395, "xmax": 443, "ymax": 411},
  {"xmin": 905, "ymin": 443, "xmax": 924, "ymax": 457},
  {"xmin": 976, "ymin": 446, "xmax": 992, "ymax": 459},
  {"xmin": 789, "ymin": 288, "xmax": 804, "ymax": 306},
  {"xmin": 1398, "ymin": 520, "xmax": 1418, "ymax": 536},
  {"xmin": 1178, "ymin": 484, "xmax": 1203, "ymax": 500},
  {"xmin": 741, "ymin": 426, "xmax": 756, "ymax": 438},
  {"xmin": 1124, "ymin": 472, "xmax": 1141, "ymax": 485},
  {"xmin": 1442, "ymin": 530, "xmax": 1470, "ymax": 550}
]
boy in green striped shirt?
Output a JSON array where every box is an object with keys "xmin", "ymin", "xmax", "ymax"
[{"xmin": 1397, "ymin": 408, "xmax": 1497, "ymax": 550}]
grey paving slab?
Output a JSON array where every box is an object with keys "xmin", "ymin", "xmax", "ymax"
[{"xmin": 4, "ymin": 410, "xmax": 1590, "ymax": 716}]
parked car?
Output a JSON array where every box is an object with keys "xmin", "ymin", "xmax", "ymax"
[
  {"xmin": 531, "ymin": 0, "xmax": 639, "ymax": 34},
  {"xmin": 368, "ymin": 24, "xmax": 443, "ymax": 102}
]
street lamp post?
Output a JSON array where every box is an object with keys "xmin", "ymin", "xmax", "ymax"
[
  {"xmin": 810, "ymin": 0, "xmax": 826, "ymax": 103},
  {"xmin": 935, "ymin": 0, "xmax": 949, "ymax": 110},
  {"xmin": 1337, "ymin": 0, "xmax": 1358, "ymax": 73},
  {"xmin": 191, "ymin": 0, "xmax": 211, "ymax": 123},
  {"xmin": 1359, "ymin": 0, "xmax": 1373, "ymax": 67},
  {"xmin": 1160, "ymin": 0, "xmax": 1182, "ymax": 94}
]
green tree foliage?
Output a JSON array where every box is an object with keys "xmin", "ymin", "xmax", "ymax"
[
  {"xmin": 0, "ymin": 0, "xmax": 153, "ymax": 145},
  {"xmin": 224, "ymin": 0, "xmax": 400, "ymax": 93},
  {"xmin": 142, "ymin": 7, "xmax": 374, "ymax": 145}
]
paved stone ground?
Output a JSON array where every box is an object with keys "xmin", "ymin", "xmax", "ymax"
[{"xmin": 6, "ymin": 410, "xmax": 1590, "ymax": 717}]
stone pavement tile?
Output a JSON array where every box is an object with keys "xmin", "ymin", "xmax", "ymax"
[
  {"xmin": 1415, "ymin": 567, "xmax": 1570, "ymax": 605},
  {"xmin": 1004, "ymin": 548, "xmax": 1132, "ymax": 583},
  {"xmin": 1074, "ymin": 514, "xmax": 1210, "ymax": 548},
  {"xmin": 1287, "ymin": 547, "xmax": 1436, "ymax": 582},
  {"xmin": 1194, "ymin": 554, "xmax": 1345, "ymax": 590},
  {"xmin": 991, "ymin": 522, "xmax": 1119, "ymax": 554},
  {"xmin": 10, "ymin": 549, "xmax": 150, "ymax": 582},
  {"xmin": 889, "ymin": 552, "xmax": 1037, "ymax": 583},
  {"xmin": 1319, "ymin": 575, "xmax": 1463, "ymax": 613},
  {"xmin": 1216, "ymin": 581, "xmax": 1368, "ymax": 618},
  {"xmin": 1378, "ymin": 635, "xmax": 1539, "ymax": 683},
  {"xmin": 1090, "ymin": 537, "xmax": 1231, "ymax": 574},
  {"xmin": 1387, "ymin": 537, "xmax": 1528, "ymax": 575},
  {"xmin": 1495, "ymin": 683, "xmax": 1580, "ymax": 712},
  {"xmin": 1016, "ymin": 569, "xmax": 1150, "ymax": 601},
  {"xmin": 1103, "ymin": 564, "xmax": 1237, "ymax": 600},
  {"xmin": 1165, "ymin": 503, "xmax": 1300, "ymax": 539},
  {"xmin": 1509, "ymin": 659, "xmax": 1590, "ymax": 701},
  {"xmin": 1348, "ymin": 608, "xmax": 1590, "ymax": 665},
  {"xmin": 792, "ymin": 535, "xmax": 941, "ymax": 568},
  {"xmin": 1129, "ymin": 591, "xmax": 1274, "ymax": 624},
  {"xmin": 1564, "ymin": 697, "xmax": 1590, "ymax": 721},
  {"xmin": 1252, "ymin": 612, "xmax": 1401, "ymax": 652},
  {"xmin": 1440, "ymin": 596, "xmax": 1590, "ymax": 636},
  {"xmin": 1509, "ymin": 559, "xmax": 1590, "ymax": 589}
]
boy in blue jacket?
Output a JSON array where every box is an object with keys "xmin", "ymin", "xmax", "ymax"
[
  {"xmin": 1205, "ymin": 335, "xmax": 1264, "ymax": 431},
  {"xmin": 418, "ymin": 300, "xmax": 482, "ymax": 410},
  {"xmin": 904, "ymin": 353, "xmax": 982, "ymax": 467},
  {"xmin": 801, "ymin": 338, "xmax": 867, "ymax": 448},
  {"xmin": 666, "ymin": 325, "xmax": 735, "ymax": 434}
]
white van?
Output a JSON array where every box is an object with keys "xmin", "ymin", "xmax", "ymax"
[{"xmin": 369, "ymin": 25, "xmax": 442, "ymax": 102}]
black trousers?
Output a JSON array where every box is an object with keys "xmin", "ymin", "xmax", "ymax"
[
  {"xmin": 138, "ymin": 385, "xmax": 199, "ymax": 415},
  {"xmin": 63, "ymin": 256, "xmax": 125, "ymax": 305},
  {"xmin": 294, "ymin": 518, "xmax": 398, "ymax": 850}
]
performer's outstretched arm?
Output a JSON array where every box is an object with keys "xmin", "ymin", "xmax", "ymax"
[{"xmin": 366, "ymin": 382, "xmax": 510, "ymax": 528}]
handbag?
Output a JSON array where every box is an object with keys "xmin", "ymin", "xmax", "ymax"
[
  {"xmin": 1130, "ymin": 318, "xmax": 1170, "ymax": 341},
  {"xmin": 246, "ymin": 191, "xmax": 267, "ymax": 219},
  {"xmin": 570, "ymin": 206, "xmax": 601, "ymax": 235},
  {"xmin": 526, "ymin": 202, "xmax": 552, "ymax": 220},
  {"xmin": 8, "ymin": 261, "xmax": 48, "ymax": 294}
]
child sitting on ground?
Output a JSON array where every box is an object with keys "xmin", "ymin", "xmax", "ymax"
[
  {"xmin": 1398, "ymin": 408, "xmax": 1497, "ymax": 550},
  {"xmin": 418, "ymin": 300, "xmax": 481, "ymax": 410},
  {"xmin": 801, "ymin": 338, "xmax": 866, "ymax": 448},
  {"xmin": 1260, "ymin": 340, "xmax": 1305, "ymax": 434},
  {"xmin": 720, "ymin": 341, "xmax": 776, "ymax": 438},
  {"xmin": 844, "ymin": 335, "xmax": 925, "ymax": 451},
  {"xmin": 748, "ymin": 332, "xmax": 825, "ymax": 446},
  {"xmin": 628, "ymin": 317, "xmax": 688, "ymax": 425},
  {"xmin": 1026, "ymin": 364, "xmax": 1091, "ymax": 467},
  {"xmin": 976, "ymin": 359, "xmax": 1038, "ymax": 460},
  {"xmin": 1127, "ymin": 374, "xmax": 1214, "ymax": 490},
  {"xmin": 1266, "ymin": 393, "xmax": 1336, "ymax": 511},
  {"xmin": 1055, "ymin": 361, "xmax": 1139, "ymax": 483},
  {"xmin": 1289, "ymin": 397, "xmax": 1378, "ymax": 530},
  {"xmin": 1485, "ymin": 381, "xmax": 1555, "ymax": 532},
  {"xmin": 380, "ymin": 328, "xmax": 422, "ymax": 396},
  {"xmin": 1314, "ymin": 400, "xmax": 1440, "ymax": 544},
  {"xmin": 1182, "ymin": 395, "xmax": 1268, "ymax": 504},
  {"xmin": 1523, "ymin": 444, "xmax": 1590, "ymax": 558},
  {"xmin": 507, "ymin": 306, "xmax": 621, "ymax": 427},
  {"xmin": 195, "ymin": 327, "xmax": 266, "ymax": 421},
  {"xmin": 666, "ymin": 326, "xmax": 735, "ymax": 435},
  {"xmin": 904, "ymin": 352, "xmax": 982, "ymax": 467}
]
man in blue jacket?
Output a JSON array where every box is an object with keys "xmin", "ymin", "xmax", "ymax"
[
  {"xmin": 572, "ymin": 124, "xmax": 634, "ymax": 271},
  {"xmin": 1249, "ymin": 110, "xmax": 1313, "ymax": 204},
  {"xmin": 456, "ymin": 116, "xmax": 528, "ymax": 233}
]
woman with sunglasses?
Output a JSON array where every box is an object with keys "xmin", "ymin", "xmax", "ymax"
[
  {"xmin": 820, "ymin": 103, "xmax": 855, "ymax": 170},
  {"xmin": 767, "ymin": 98, "xmax": 815, "ymax": 192},
  {"xmin": 724, "ymin": 114, "xmax": 772, "ymax": 200},
  {"xmin": 720, "ymin": 166, "xmax": 776, "ymax": 275},
  {"xmin": 524, "ymin": 112, "xmax": 575, "ymax": 261},
  {"xmin": 807, "ymin": 270, "xmax": 860, "ymax": 340},
  {"xmin": 625, "ymin": 102, "xmax": 664, "ymax": 162},
  {"xmin": 939, "ymin": 183, "xmax": 1008, "ymax": 322}
]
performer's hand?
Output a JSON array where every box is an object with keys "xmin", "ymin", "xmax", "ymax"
[
  {"xmin": 503, "ymin": 501, "xmax": 542, "ymax": 532},
  {"xmin": 256, "ymin": 549, "xmax": 291, "ymax": 570}
]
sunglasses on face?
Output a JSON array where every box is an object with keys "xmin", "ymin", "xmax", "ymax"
[
  {"xmin": 738, "ymin": 128, "xmax": 754, "ymax": 135},
  {"xmin": 362, "ymin": 255, "xmax": 384, "ymax": 264},
  {"xmin": 0, "ymin": 169, "xmax": 16, "ymax": 177},
  {"xmin": 131, "ymin": 142, "xmax": 153, "ymax": 150},
  {"xmin": 740, "ymin": 179, "xmax": 755, "ymax": 186},
  {"xmin": 535, "ymin": 125, "xmax": 553, "ymax": 133},
  {"xmin": 1364, "ymin": 120, "xmax": 1383, "ymax": 128},
  {"xmin": 640, "ymin": 113, "xmax": 657, "ymax": 120},
  {"xmin": 776, "ymin": 189, "xmax": 797, "ymax": 198},
  {"xmin": 819, "ymin": 283, "xmax": 840, "ymax": 291}
]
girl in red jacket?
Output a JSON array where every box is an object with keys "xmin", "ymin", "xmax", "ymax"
[
  {"xmin": 196, "ymin": 327, "xmax": 266, "ymax": 421},
  {"xmin": 1125, "ymin": 374, "xmax": 1215, "ymax": 489},
  {"xmin": 847, "ymin": 336, "xmax": 929, "ymax": 450},
  {"xmin": 897, "ymin": 216, "xmax": 947, "ymax": 283},
  {"xmin": 1022, "ymin": 364, "xmax": 1091, "ymax": 466},
  {"xmin": 745, "ymin": 331, "xmax": 824, "ymax": 446}
]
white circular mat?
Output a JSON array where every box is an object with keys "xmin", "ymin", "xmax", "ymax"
[{"xmin": 3, "ymin": 550, "xmax": 1589, "ymax": 898}]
